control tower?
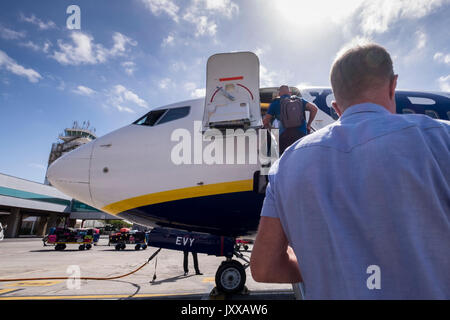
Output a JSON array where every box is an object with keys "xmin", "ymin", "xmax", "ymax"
[{"xmin": 45, "ymin": 121, "xmax": 96, "ymax": 185}]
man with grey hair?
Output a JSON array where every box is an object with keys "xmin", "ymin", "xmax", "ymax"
[{"xmin": 251, "ymin": 43, "xmax": 450, "ymax": 299}]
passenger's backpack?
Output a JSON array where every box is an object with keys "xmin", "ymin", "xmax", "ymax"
[{"xmin": 280, "ymin": 95, "xmax": 305, "ymax": 128}]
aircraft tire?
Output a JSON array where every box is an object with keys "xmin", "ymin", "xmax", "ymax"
[{"xmin": 215, "ymin": 260, "xmax": 246, "ymax": 294}]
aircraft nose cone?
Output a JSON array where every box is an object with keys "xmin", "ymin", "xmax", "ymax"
[{"xmin": 47, "ymin": 142, "xmax": 94, "ymax": 205}]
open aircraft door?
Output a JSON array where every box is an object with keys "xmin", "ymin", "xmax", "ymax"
[{"xmin": 203, "ymin": 52, "xmax": 262, "ymax": 131}]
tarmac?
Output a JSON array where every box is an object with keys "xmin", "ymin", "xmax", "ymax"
[{"xmin": 0, "ymin": 237, "xmax": 295, "ymax": 300}]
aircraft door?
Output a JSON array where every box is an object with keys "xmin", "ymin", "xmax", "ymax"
[{"xmin": 203, "ymin": 52, "xmax": 262, "ymax": 131}]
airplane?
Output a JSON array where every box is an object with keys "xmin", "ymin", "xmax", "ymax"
[{"xmin": 47, "ymin": 51, "xmax": 450, "ymax": 294}]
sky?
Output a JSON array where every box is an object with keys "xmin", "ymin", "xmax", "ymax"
[{"xmin": 0, "ymin": 0, "xmax": 449, "ymax": 183}]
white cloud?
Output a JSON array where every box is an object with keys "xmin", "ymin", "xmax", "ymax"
[
  {"xmin": 170, "ymin": 61, "xmax": 187, "ymax": 72},
  {"xmin": 141, "ymin": 0, "xmax": 180, "ymax": 22},
  {"xmin": 162, "ymin": 33, "xmax": 175, "ymax": 47},
  {"xmin": 73, "ymin": 85, "xmax": 96, "ymax": 96},
  {"xmin": 182, "ymin": 0, "xmax": 238, "ymax": 37},
  {"xmin": 438, "ymin": 75, "xmax": 450, "ymax": 92},
  {"xmin": 416, "ymin": 30, "xmax": 427, "ymax": 50},
  {"xmin": 194, "ymin": 16, "xmax": 217, "ymax": 37},
  {"xmin": 106, "ymin": 85, "xmax": 149, "ymax": 113},
  {"xmin": 42, "ymin": 41, "xmax": 51, "ymax": 53},
  {"xmin": 0, "ymin": 49, "xmax": 42, "ymax": 83},
  {"xmin": 434, "ymin": 52, "xmax": 450, "ymax": 65},
  {"xmin": 202, "ymin": 0, "xmax": 239, "ymax": 18},
  {"xmin": 335, "ymin": 36, "xmax": 373, "ymax": 59},
  {"xmin": 141, "ymin": 0, "xmax": 239, "ymax": 38},
  {"xmin": 20, "ymin": 41, "xmax": 41, "ymax": 51},
  {"xmin": 183, "ymin": 82, "xmax": 205, "ymax": 98},
  {"xmin": 122, "ymin": 61, "xmax": 136, "ymax": 75},
  {"xmin": 115, "ymin": 85, "xmax": 148, "ymax": 108},
  {"xmin": 52, "ymin": 32, "xmax": 106, "ymax": 65},
  {"xmin": 254, "ymin": 47, "xmax": 264, "ymax": 57},
  {"xmin": 184, "ymin": 82, "xmax": 197, "ymax": 91},
  {"xmin": 20, "ymin": 13, "xmax": 56, "ymax": 30},
  {"xmin": 115, "ymin": 105, "xmax": 135, "ymax": 113},
  {"xmin": 110, "ymin": 32, "xmax": 137, "ymax": 55},
  {"xmin": 359, "ymin": 0, "xmax": 446, "ymax": 35},
  {"xmin": 20, "ymin": 40, "xmax": 52, "ymax": 53},
  {"xmin": 159, "ymin": 78, "xmax": 173, "ymax": 89},
  {"xmin": 52, "ymin": 32, "xmax": 136, "ymax": 66},
  {"xmin": 192, "ymin": 88, "xmax": 206, "ymax": 98},
  {"xmin": 260, "ymin": 65, "xmax": 277, "ymax": 87},
  {"xmin": 0, "ymin": 25, "xmax": 26, "ymax": 40}
]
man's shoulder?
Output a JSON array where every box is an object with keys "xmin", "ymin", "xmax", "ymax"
[
  {"xmin": 283, "ymin": 113, "xmax": 448, "ymax": 154},
  {"xmin": 267, "ymin": 99, "xmax": 281, "ymax": 115},
  {"xmin": 398, "ymin": 113, "xmax": 449, "ymax": 129},
  {"xmin": 268, "ymin": 98, "xmax": 281, "ymax": 107}
]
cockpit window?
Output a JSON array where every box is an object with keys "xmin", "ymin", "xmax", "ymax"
[
  {"xmin": 133, "ymin": 109, "xmax": 167, "ymax": 126},
  {"xmin": 133, "ymin": 106, "xmax": 190, "ymax": 127},
  {"xmin": 158, "ymin": 106, "xmax": 190, "ymax": 124}
]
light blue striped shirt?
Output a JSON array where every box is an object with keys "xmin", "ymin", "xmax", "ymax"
[{"xmin": 261, "ymin": 103, "xmax": 450, "ymax": 299}]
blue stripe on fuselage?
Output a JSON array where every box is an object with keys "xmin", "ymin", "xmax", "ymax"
[
  {"xmin": 304, "ymin": 89, "xmax": 450, "ymax": 121},
  {"xmin": 117, "ymin": 191, "xmax": 266, "ymax": 237}
]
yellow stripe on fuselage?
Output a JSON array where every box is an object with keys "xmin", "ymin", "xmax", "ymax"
[{"xmin": 101, "ymin": 179, "xmax": 254, "ymax": 215}]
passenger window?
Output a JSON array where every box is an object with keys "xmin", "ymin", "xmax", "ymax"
[
  {"xmin": 157, "ymin": 106, "xmax": 190, "ymax": 125},
  {"xmin": 424, "ymin": 110, "xmax": 439, "ymax": 119},
  {"xmin": 402, "ymin": 108, "xmax": 415, "ymax": 114},
  {"xmin": 134, "ymin": 109, "xmax": 167, "ymax": 126}
]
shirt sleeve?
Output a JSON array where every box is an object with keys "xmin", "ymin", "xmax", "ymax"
[
  {"xmin": 267, "ymin": 99, "xmax": 278, "ymax": 116},
  {"xmin": 301, "ymin": 98, "xmax": 309, "ymax": 106},
  {"xmin": 260, "ymin": 174, "xmax": 280, "ymax": 219}
]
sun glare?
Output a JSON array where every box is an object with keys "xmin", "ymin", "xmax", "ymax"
[{"xmin": 275, "ymin": 0, "xmax": 364, "ymax": 27}]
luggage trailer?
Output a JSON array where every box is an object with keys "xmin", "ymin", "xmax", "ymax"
[
  {"xmin": 44, "ymin": 227, "xmax": 96, "ymax": 251},
  {"xmin": 109, "ymin": 228, "xmax": 149, "ymax": 251}
]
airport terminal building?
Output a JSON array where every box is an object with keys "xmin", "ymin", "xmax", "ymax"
[{"xmin": 0, "ymin": 172, "xmax": 117, "ymax": 238}]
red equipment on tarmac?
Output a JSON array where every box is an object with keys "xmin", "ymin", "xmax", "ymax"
[{"xmin": 109, "ymin": 228, "xmax": 149, "ymax": 251}]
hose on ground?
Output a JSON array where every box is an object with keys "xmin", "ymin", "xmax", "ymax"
[{"xmin": 0, "ymin": 248, "xmax": 162, "ymax": 282}]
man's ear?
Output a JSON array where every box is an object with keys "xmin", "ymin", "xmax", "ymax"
[
  {"xmin": 332, "ymin": 101, "xmax": 343, "ymax": 117},
  {"xmin": 389, "ymin": 74, "xmax": 398, "ymax": 100}
]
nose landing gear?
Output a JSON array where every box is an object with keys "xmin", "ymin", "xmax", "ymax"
[
  {"xmin": 215, "ymin": 259, "xmax": 246, "ymax": 294},
  {"xmin": 214, "ymin": 247, "xmax": 250, "ymax": 295},
  {"xmin": 146, "ymin": 227, "xmax": 251, "ymax": 296}
]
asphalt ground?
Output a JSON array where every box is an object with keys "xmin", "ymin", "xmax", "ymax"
[{"xmin": 0, "ymin": 237, "xmax": 295, "ymax": 300}]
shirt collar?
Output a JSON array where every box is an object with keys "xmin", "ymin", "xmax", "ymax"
[{"xmin": 340, "ymin": 103, "xmax": 390, "ymax": 120}]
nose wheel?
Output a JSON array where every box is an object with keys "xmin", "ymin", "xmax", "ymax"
[
  {"xmin": 215, "ymin": 260, "xmax": 246, "ymax": 294},
  {"xmin": 214, "ymin": 245, "xmax": 251, "ymax": 295}
]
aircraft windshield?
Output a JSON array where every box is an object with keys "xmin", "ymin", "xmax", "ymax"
[{"xmin": 133, "ymin": 106, "xmax": 190, "ymax": 126}]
